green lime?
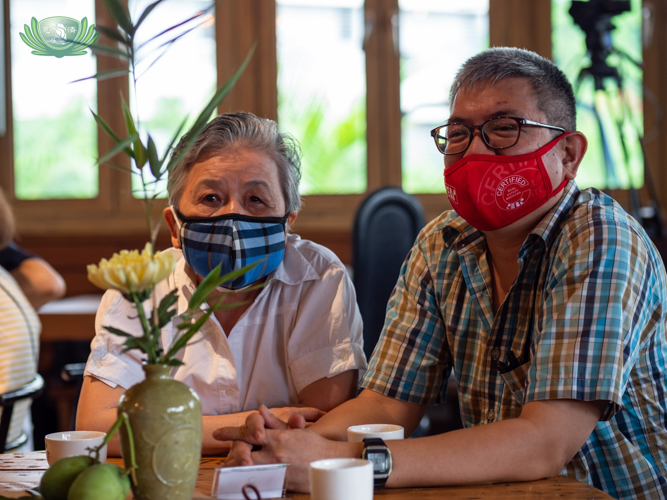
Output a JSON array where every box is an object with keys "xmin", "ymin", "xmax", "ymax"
[
  {"xmin": 67, "ymin": 463, "xmax": 130, "ymax": 500},
  {"xmin": 40, "ymin": 455, "xmax": 96, "ymax": 500}
]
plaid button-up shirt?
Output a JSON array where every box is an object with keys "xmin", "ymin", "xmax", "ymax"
[{"xmin": 362, "ymin": 181, "xmax": 667, "ymax": 499}]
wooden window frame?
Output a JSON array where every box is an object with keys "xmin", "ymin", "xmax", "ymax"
[{"xmin": 1, "ymin": 0, "xmax": 664, "ymax": 238}]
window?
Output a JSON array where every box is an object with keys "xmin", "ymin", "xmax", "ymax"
[
  {"xmin": 399, "ymin": 1, "xmax": 488, "ymax": 194},
  {"xmin": 2, "ymin": 0, "xmax": 662, "ymax": 238},
  {"xmin": 552, "ymin": 0, "xmax": 643, "ymax": 190},
  {"xmin": 10, "ymin": 0, "xmax": 98, "ymax": 200}
]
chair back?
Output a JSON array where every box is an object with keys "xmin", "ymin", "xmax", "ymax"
[
  {"xmin": 353, "ymin": 187, "xmax": 425, "ymax": 360},
  {"xmin": 0, "ymin": 374, "xmax": 44, "ymax": 453}
]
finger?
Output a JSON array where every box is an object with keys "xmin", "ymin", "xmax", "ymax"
[
  {"xmin": 260, "ymin": 404, "xmax": 291, "ymax": 430},
  {"xmin": 222, "ymin": 441, "xmax": 254, "ymax": 467},
  {"xmin": 287, "ymin": 412, "xmax": 307, "ymax": 429},
  {"xmin": 294, "ymin": 407, "xmax": 326, "ymax": 421},
  {"xmin": 213, "ymin": 412, "xmax": 266, "ymax": 444}
]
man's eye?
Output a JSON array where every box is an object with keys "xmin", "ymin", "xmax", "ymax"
[{"xmin": 249, "ymin": 196, "xmax": 263, "ymax": 204}]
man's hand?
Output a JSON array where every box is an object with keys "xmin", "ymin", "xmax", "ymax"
[{"xmin": 215, "ymin": 406, "xmax": 360, "ymax": 492}]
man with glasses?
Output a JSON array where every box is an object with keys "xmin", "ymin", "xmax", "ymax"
[{"xmin": 215, "ymin": 47, "xmax": 667, "ymax": 500}]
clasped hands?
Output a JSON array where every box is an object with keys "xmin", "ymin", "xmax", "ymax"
[{"xmin": 213, "ymin": 405, "xmax": 358, "ymax": 492}]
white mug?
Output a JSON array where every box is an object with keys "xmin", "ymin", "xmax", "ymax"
[
  {"xmin": 45, "ymin": 431, "xmax": 107, "ymax": 465},
  {"xmin": 309, "ymin": 458, "xmax": 373, "ymax": 500},
  {"xmin": 347, "ymin": 424, "xmax": 404, "ymax": 442}
]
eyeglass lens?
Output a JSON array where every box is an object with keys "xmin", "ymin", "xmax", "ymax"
[{"xmin": 436, "ymin": 118, "xmax": 520, "ymax": 154}]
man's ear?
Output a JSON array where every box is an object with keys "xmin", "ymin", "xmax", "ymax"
[
  {"xmin": 561, "ymin": 131, "xmax": 588, "ymax": 180},
  {"xmin": 163, "ymin": 207, "xmax": 181, "ymax": 249}
]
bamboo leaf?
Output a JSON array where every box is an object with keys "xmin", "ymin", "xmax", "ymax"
[
  {"xmin": 146, "ymin": 134, "xmax": 162, "ymax": 179},
  {"xmin": 103, "ymin": 0, "xmax": 134, "ymax": 35},
  {"xmin": 69, "ymin": 68, "xmax": 128, "ymax": 84},
  {"xmin": 103, "ymin": 325, "xmax": 135, "ymax": 338},
  {"xmin": 159, "ymin": 116, "xmax": 188, "ymax": 174},
  {"xmin": 187, "ymin": 261, "xmax": 260, "ymax": 311},
  {"xmin": 121, "ymin": 97, "xmax": 147, "ymax": 169},
  {"xmin": 89, "ymin": 43, "xmax": 130, "ymax": 59},
  {"xmin": 136, "ymin": 8, "xmax": 212, "ymax": 51},
  {"xmin": 135, "ymin": 0, "xmax": 166, "ymax": 32},
  {"xmin": 95, "ymin": 25, "xmax": 130, "ymax": 46},
  {"xmin": 91, "ymin": 109, "xmax": 121, "ymax": 143},
  {"xmin": 166, "ymin": 45, "xmax": 255, "ymax": 174},
  {"xmin": 103, "ymin": 161, "xmax": 135, "ymax": 174},
  {"xmin": 97, "ymin": 134, "xmax": 139, "ymax": 165},
  {"xmin": 163, "ymin": 358, "xmax": 184, "ymax": 366}
]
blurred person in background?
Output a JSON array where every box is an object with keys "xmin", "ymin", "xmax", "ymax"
[{"xmin": 0, "ymin": 187, "xmax": 41, "ymax": 451}]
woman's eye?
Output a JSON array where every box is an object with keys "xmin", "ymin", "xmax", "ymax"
[
  {"xmin": 202, "ymin": 194, "xmax": 220, "ymax": 203},
  {"xmin": 249, "ymin": 196, "xmax": 263, "ymax": 204}
]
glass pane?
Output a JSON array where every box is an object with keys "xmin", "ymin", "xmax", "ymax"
[
  {"xmin": 277, "ymin": 0, "xmax": 366, "ymax": 195},
  {"xmin": 399, "ymin": 1, "xmax": 489, "ymax": 194},
  {"xmin": 552, "ymin": 0, "xmax": 643, "ymax": 190},
  {"xmin": 128, "ymin": 0, "xmax": 216, "ymax": 199},
  {"xmin": 11, "ymin": 0, "xmax": 98, "ymax": 199}
]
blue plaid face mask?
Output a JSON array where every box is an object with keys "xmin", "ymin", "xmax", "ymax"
[{"xmin": 172, "ymin": 208, "xmax": 288, "ymax": 290}]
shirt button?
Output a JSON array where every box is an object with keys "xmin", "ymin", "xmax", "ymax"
[
  {"xmin": 94, "ymin": 359, "xmax": 102, "ymax": 368},
  {"xmin": 487, "ymin": 409, "xmax": 495, "ymax": 422},
  {"xmin": 225, "ymin": 389, "xmax": 235, "ymax": 397},
  {"xmin": 491, "ymin": 348, "xmax": 500, "ymax": 360}
]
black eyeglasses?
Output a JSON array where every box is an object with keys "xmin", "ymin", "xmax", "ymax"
[{"xmin": 430, "ymin": 116, "xmax": 565, "ymax": 155}]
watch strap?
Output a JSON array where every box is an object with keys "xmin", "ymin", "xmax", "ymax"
[{"xmin": 361, "ymin": 437, "xmax": 392, "ymax": 489}]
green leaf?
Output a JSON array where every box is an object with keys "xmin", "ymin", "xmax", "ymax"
[
  {"xmin": 97, "ymin": 134, "xmax": 139, "ymax": 166},
  {"xmin": 95, "ymin": 24, "xmax": 130, "ymax": 46},
  {"xmin": 19, "ymin": 32, "xmax": 43, "ymax": 51},
  {"xmin": 69, "ymin": 68, "xmax": 129, "ymax": 84},
  {"xmin": 89, "ymin": 44, "xmax": 130, "ymax": 60},
  {"xmin": 187, "ymin": 261, "xmax": 260, "ymax": 311},
  {"xmin": 137, "ymin": 8, "xmax": 212, "ymax": 51},
  {"xmin": 163, "ymin": 358, "xmax": 184, "ymax": 366},
  {"xmin": 121, "ymin": 97, "xmax": 147, "ymax": 169},
  {"xmin": 30, "ymin": 18, "xmax": 41, "ymax": 45},
  {"xmin": 72, "ymin": 17, "xmax": 89, "ymax": 44},
  {"xmin": 135, "ymin": 0, "xmax": 166, "ymax": 32},
  {"xmin": 91, "ymin": 110, "xmax": 135, "ymax": 162},
  {"xmin": 103, "ymin": 0, "xmax": 134, "ymax": 35},
  {"xmin": 146, "ymin": 134, "xmax": 162, "ymax": 179},
  {"xmin": 166, "ymin": 45, "xmax": 255, "ymax": 174},
  {"xmin": 103, "ymin": 325, "xmax": 135, "ymax": 338},
  {"xmin": 22, "ymin": 21, "xmax": 45, "ymax": 49}
]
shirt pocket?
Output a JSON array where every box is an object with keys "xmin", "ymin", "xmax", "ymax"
[{"xmin": 500, "ymin": 360, "xmax": 532, "ymax": 406}]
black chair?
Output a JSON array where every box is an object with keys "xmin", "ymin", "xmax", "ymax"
[
  {"xmin": 353, "ymin": 187, "xmax": 425, "ymax": 360},
  {"xmin": 0, "ymin": 374, "xmax": 44, "ymax": 453}
]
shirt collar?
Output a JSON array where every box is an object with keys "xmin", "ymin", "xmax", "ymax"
[
  {"xmin": 445, "ymin": 180, "xmax": 580, "ymax": 258},
  {"xmin": 172, "ymin": 233, "xmax": 320, "ymax": 314}
]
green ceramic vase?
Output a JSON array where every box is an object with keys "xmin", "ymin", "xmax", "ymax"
[{"xmin": 118, "ymin": 364, "xmax": 202, "ymax": 500}]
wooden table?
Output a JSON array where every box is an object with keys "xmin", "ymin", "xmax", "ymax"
[{"xmin": 0, "ymin": 451, "xmax": 613, "ymax": 499}]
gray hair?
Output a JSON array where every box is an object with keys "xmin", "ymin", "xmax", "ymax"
[
  {"xmin": 167, "ymin": 112, "xmax": 302, "ymax": 214},
  {"xmin": 449, "ymin": 47, "xmax": 577, "ymax": 131}
]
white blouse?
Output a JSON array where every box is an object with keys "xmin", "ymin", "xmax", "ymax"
[{"xmin": 85, "ymin": 234, "xmax": 366, "ymax": 415}]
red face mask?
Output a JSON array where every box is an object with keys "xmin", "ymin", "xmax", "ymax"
[{"xmin": 443, "ymin": 133, "xmax": 569, "ymax": 231}]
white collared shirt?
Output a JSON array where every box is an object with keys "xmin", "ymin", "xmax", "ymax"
[{"xmin": 85, "ymin": 234, "xmax": 367, "ymax": 415}]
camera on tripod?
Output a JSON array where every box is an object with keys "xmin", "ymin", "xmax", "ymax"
[{"xmin": 569, "ymin": 0, "xmax": 631, "ymax": 87}]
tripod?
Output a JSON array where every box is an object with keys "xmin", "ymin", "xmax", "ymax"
[{"xmin": 573, "ymin": 46, "xmax": 667, "ymax": 252}]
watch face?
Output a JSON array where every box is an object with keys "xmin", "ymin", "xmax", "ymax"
[{"xmin": 367, "ymin": 452, "xmax": 389, "ymax": 472}]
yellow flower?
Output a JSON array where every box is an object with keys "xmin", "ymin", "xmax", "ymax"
[{"xmin": 87, "ymin": 243, "xmax": 176, "ymax": 297}]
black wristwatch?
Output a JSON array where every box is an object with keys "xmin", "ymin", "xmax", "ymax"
[{"xmin": 361, "ymin": 437, "xmax": 393, "ymax": 489}]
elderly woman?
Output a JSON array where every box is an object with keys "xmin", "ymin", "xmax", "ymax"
[{"xmin": 76, "ymin": 112, "xmax": 366, "ymax": 455}]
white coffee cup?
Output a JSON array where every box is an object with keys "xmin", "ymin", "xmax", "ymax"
[
  {"xmin": 309, "ymin": 458, "xmax": 373, "ymax": 500},
  {"xmin": 347, "ymin": 424, "xmax": 404, "ymax": 442},
  {"xmin": 45, "ymin": 431, "xmax": 107, "ymax": 465}
]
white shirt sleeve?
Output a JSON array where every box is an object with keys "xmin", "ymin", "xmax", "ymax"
[
  {"xmin": 84, "ymin": 289, "xmax": 147, "ymax": 390},
  {"xmin": 287, "ymin": 260, "xmax": 367, "ymax": 394}
]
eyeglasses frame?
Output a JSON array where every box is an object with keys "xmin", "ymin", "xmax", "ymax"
[{"xmin": 430, "ymin": 116, "xmax": 566, "ymax": 155}]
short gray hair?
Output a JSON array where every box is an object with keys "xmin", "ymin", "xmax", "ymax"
[
  {"xmin": 167, "ymin": 112, "xmax": 302, "ymax": 213},
  {"xmin": 450, "ymin": 47, "xmax": 576, "ymax": 131}
]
